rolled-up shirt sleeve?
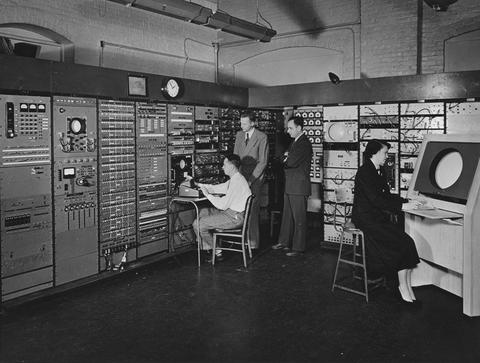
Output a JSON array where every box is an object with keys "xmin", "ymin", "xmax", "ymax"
[
  {"xmin": 207, "ymin": 193, "xmax": 228, "ymax": 210},
  {"xmin": 206, "ymin": 173, "xmax": 251, "ymax": 212},
  {"xmin": 209, "ymin": 181, "xmax": 228, "ymax": 195}
]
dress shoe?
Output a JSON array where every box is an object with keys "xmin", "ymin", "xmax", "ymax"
[
  {"xmin": 286, "ymin": 251, "xmax": 304, "ymax": 257},
  {"xmin": 272, "ymin": 243, "xmax": 287, "ymax": 250}
]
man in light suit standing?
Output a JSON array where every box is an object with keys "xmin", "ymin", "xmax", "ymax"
[
  {"xmin": 272, "ymin": 116, "xmax": 312, "ymax": 256},
  {"xmin": 233, "ymin": 111, "xmax": 269, "ymax": 249}
]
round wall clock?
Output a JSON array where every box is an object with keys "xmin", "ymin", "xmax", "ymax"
[{"xmin": 161, "ymin": 78, "xmax": 184, "ymax": 100}]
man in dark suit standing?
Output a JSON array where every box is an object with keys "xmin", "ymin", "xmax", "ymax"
[
  {"xmin": 272, "ymin": 116, "xmax": 312, "ymax": 256},
  {"xmin": 234, "ymin": 112, "xmax": 269, "ymax": 249}
]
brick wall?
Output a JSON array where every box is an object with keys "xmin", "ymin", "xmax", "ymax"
[
  {"xmin": 422, "ymin": 0, "xmax": 480, "ymax": 73},
  {"xmin": 0, "ymin": 0, "xmax": 218, "ymax": 82},
  {"xmin": 361, "ymin": 0, "xmax": 480, "ymax": 76},
  {"xmin": 360, "ymin": 0, "xmax": 418, "ymax": 78}
]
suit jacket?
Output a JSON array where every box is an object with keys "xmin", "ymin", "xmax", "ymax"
[
  {"xmin": 283, "ymin": 133, "xmax": 313, "ymax": 196},
  {"xmin": 352, "ymin": 159, "xmax": 407, "ymax": 227},
  {"xmin": 233, "ymin": 128, "xmax": 269, "ymax": 184}
]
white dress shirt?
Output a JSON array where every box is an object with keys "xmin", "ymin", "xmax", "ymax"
[{"xmin": 205, "ymin": 172, "xmax": 251, "ymax": 212}]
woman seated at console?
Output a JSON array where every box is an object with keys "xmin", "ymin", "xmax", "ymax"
[{"xmin": 352, "ymin": 139, "xmax": 421, "ymax": 305}]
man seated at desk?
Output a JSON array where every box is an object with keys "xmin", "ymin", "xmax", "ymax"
[{"xmin": 193, "ymin": 154, "xmax": 251, "ymax": 262}]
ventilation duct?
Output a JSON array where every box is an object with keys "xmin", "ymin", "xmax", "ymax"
[{"xmin": 107, "ymin": 0, "xmax": 276, "ymax": 42}]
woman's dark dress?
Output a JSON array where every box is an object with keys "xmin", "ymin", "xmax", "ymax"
[{"xmin": 352, "ymin": 159, "xmax": 420, "ymax": 275}]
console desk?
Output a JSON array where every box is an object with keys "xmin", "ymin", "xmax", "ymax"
[{"xmin": 405, "ymin": 174, "xmax": 480, "ymax": 317}]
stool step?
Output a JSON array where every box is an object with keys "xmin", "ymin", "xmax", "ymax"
[{"xmin": 338, "ymin": 258, "xmax": 366, "ymax": 268}]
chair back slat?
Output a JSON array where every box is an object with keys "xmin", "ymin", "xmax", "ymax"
[{"xmin": 241, "ymin": 194, "xmax": 255, "ymax": 241}]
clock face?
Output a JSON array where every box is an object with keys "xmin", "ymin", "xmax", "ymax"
[
  {"xmin": 167, "ymin": 79, "xmax": 179, "ymax": 98},
  {"xmin": 162, "ymin": 78, "xmax": 184, "ymax": 99}
]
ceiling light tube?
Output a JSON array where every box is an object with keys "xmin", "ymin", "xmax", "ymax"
[
  {"xmin": 107, "ymin": 0, "xmax": 276, "ymax": 42},
  {"xmin": 207, "ymin": 12, "xmax": 276, "ymax": 42}
]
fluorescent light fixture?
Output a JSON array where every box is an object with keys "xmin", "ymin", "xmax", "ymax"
[
  {"xmin": 206, "ymin": 11, "xmax": 276, "ymax": 42},
  {"xmin": 107, "ymin": 0, "xmax": 276, "ymax": 42},
  {"xmin": 108, "ymin": 0, "xmax": 212, "ymax": 24}
]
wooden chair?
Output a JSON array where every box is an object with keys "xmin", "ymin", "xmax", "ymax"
[{"xmin": 211, "ymin": 195, "xmax": 254, "ymax": 268}]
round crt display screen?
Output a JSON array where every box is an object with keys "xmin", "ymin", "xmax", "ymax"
[
  {"xmin": 434, "ymin": 151, "xmax": 463, "ymax": 189},
  {"xmin": 328, "ymin": 123, "xmax": 346, "ymax": 141}
]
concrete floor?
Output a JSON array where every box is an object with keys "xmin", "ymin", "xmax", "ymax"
[{"xmin": 1, "ymin": 239, "xmax": 479, "ymax": 363}]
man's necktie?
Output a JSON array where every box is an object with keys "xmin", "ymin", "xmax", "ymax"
[{"xmin": 245, "ymin": 132, "xmax": 249, "ymax": 146}]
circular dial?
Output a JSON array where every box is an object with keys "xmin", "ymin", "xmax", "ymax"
[
  {"xmin": 70, "ymin": 119, "xmax": 82, "ymax": 134},
  {"xmin": 167, "ymin": 79, "xmax": 180, "ymax": 98},
  {"xmin": 161, "ymin": 78, "xmax": 184, "ymax": 99}
]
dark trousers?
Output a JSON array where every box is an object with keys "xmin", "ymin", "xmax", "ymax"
[
  {"xmin": 278, "ymin": 193, "xmax": 308, "ymax": 252},
  {"xmin": 193, "ymin": 207, "xmax": 244, "ymax": 250}
]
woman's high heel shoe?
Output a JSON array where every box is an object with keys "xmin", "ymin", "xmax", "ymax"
[
  {"xmin": 397, "ymin": 286, "xmax": 413, "ymax": 302},
  {"xmin": 394, "ymin": 287, "xmax": 421, "ymax": 309}
]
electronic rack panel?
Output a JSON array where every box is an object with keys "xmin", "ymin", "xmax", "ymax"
[
  {"xmin": 218, "ymin": 107, "xmax": 240, "ymax": 154},
  {"xmin": 194, "ymin": 106, "xmax": 223, "ymax": 184},
  {"xmin": 322, "ymin": 105, "xmax": 358, "ymax": 245},
  {"xmin": 167, "ymin": 104, "xmax": 194, "ymax": 155},
  {"xmin": 0, "ymin": 95, "xmax": 53, "ymax": 301},
  {"xmin": 98, "ymin": 100, "xmax": 137, "ymax": 267},
  {"xmin": 399, "ymin": 102, "xmax": 445, "ymax": 198},
  {"xmin": 167, "ymin": 104, "xmax": 194, "ymax": 193},
  {"xmin": 167, "ymin": 104, "xmax": 196, "ymax": 250},
  {"xmin": 52, "ymin": 96, "xmax": 99, "ymax": 285},
  {"xmin": 136, "ymin": 102, "xmax": 169, "ymax": 258}
]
